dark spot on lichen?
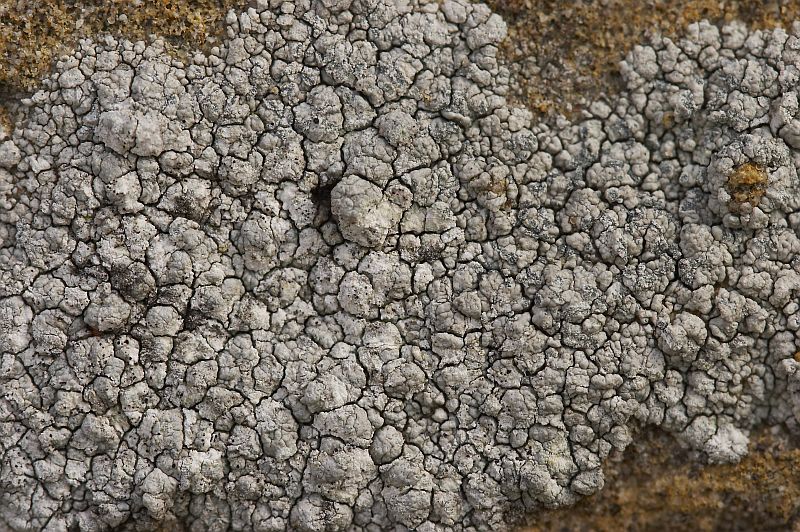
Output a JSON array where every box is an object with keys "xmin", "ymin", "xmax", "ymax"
[
  {"xmin": 311, "ymin": 181, "xmax": 336, "ymax": 224},
  {"xmin": 173, "ymin": 194, "xmax": 200, "ymax": 218},
  {"xmin": 311, "ymin": 182, "xmax": 335, "ymax": 207},
  {"xmin": 110, "ymin": 262, "xmax": 155, "ymax": 303}
]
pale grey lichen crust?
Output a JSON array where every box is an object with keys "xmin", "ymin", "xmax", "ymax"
[{"xmin": 1, "ymin": 0, "xmax": 800, "ymax": 530}]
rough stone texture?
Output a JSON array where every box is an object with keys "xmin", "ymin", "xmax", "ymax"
[
  {"xmin": 489, "ymin": 0, "xmax": 800, "ymax": 122},
  {"xmin": 1, "ymin": 1, "xmax": 800, "ymax": 531},
  {"xmin": 0, "ymin": 0, "xmax": 248, "ymax": 94},
  {"xmin": 523, "ymin": 427, "xmax": 800, "ymax": 532}
]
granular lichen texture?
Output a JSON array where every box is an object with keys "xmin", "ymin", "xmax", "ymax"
[{"xmin": 1, "ymin": 1, "xmax": 800, "ymax": 531}]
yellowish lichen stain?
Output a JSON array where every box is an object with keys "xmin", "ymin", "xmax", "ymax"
[
  {"xmin": 727, "ymin": 162, "xmax": 769, "ymax": 208},
  {"xmin": 0, "ymin": 105, "xmax": 12, "ymax": 135}
]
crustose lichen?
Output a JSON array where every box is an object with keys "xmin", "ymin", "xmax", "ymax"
[{"xmin": 0, "ymin": 1, "xmax": 800, "ymax": 531}]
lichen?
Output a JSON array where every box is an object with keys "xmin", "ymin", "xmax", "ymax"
[{"xmin": 1, "ymin": 1, "xmax": 800, "ymax": 531}]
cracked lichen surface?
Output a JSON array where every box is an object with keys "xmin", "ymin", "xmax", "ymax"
[{"xmin": 1, "ymin": 1, "xmax": 800, "ymax": 531}]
